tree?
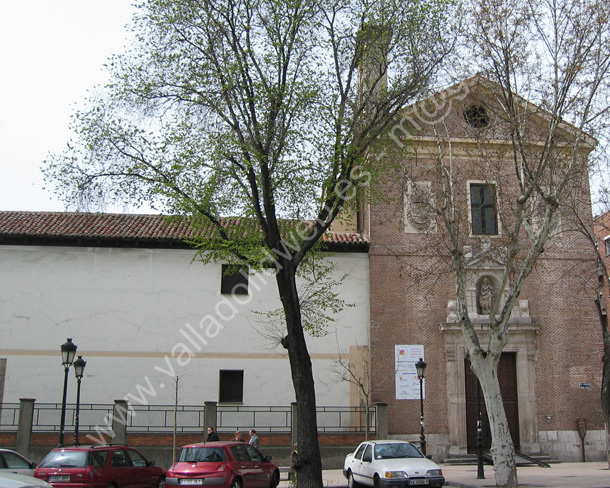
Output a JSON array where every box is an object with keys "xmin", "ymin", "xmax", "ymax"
[
  {"xmin": 575, "ymin": 70, "xmax": 610, "ymax": 470},
  {"xmin": 172, "ymin": 374, "xmax": 185, "ymax": 465},
  {"xmin": 571, "ymin": 209, "xmax": 610, "ymax": 467},
  {"xmin": 394, "ymin": 0, "xmax": 609, "ymax": 484},
  {"xmin": 43, "ymin": 1, "xmax": 455, "ymax": 486},
  {"xmin": 594, "ymin": 213, "xmax": 610, "ymax": 467},
  {"xmin": 333, "ymin": 342, "xmax": 392, "ymax": 440}
]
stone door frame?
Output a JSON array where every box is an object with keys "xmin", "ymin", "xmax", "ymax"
[{"xmin": 440, "ymin": 321, "xmax": 541, "ymax": 455}]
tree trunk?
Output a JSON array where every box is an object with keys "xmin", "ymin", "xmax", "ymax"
[
  {"xmin": 474, "ymin": 359, "xmax": 518, "ymax": 487},
  {"xmin": 365, "ymin": 401, "xmax": 370, "ymax": 441},
  {"xmin": 276, "ymin": 264, "xmax": 323, "ymax": 488}
]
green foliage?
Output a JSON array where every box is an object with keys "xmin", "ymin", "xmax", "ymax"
[
  {"xmin": 44, "ymin": 0, "xmax": 456, "ymax": 246},
  {"xmin": 257, "ymin": 252, "xmax": 355, "ymax": 337}
]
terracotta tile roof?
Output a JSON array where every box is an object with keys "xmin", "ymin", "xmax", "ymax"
[{"xmin": 0, "ymin": 211, "xmax": 368, "ymax": 251}]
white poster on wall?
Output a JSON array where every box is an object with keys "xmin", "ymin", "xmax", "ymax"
[{"xmin": 395, "ymin": 344, "xmax": 425, "ymax": 400}]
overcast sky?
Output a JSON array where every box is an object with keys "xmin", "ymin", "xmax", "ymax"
[{"xmin": 0, "ymin": 1, "xmax": 137, "ymax": 212}]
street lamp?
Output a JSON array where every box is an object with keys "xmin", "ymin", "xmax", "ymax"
[
  {"xmin": 73, "ymin": 356, "xmax": 87, "ymax": 445},
  {"xmin": 59, "ymin": 338, "xmax": 77, "ymax": 446},
  {"xmin": 476, "ymin": 378, "xmax": 485, "ymax": 479},
  {"xmin": 415, "ymin": 357, "xmax": 427, "ymax": 455}
]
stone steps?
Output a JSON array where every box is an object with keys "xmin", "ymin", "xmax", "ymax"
[{"xmin": 443, "ymin": 453, "xmax": 560, "ymax": 466}]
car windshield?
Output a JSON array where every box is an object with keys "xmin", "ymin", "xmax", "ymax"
[
  {"xmin": 39, "ymin": 451, "xmax": 89, "ymax": 468},
  {"xmin": 179, "ymin": 447, "xmax": 227, "ymax": 463},
  {"xmin": 374, "ymin": 443, "xmax": 422, "ymax": 459}
]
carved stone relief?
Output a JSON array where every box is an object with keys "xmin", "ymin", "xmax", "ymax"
[
  {"xmin": 445, "ymin": 247, "xmax": 532, "ymax": 324},
  {"xmin": 404, "ymin": 181, "xmax": 436, "ymax": 233}
]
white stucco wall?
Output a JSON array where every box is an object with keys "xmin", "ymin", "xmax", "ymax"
[{"xmin": 0, "ymin": 245, "xmax": 369, "ymax": 407}]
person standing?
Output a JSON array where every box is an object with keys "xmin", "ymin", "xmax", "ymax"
[
  {"xmin": 290, "ymin": 443, "xmax": 300, "ymax": 483},
  {"xmin": 248, "ymin": 429, "xmax": 260, "ymax": 448},
  {"xmin": 290, "ymin": 443, "xmax": 300, "ymax": 470},
  {"xmin": 207, "ymin": 427, "xmax": 220, "ymax": 442},
  {"xmin": 233, "ymin": 431, "xmax": 245, "ymax": 442}
]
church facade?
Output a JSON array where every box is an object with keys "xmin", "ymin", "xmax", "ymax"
[{"xmin": 364, "ymin": 77, "xmax": 603, "ymax": 461}]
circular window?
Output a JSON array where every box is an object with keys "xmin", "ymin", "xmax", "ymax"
[{"xmin": 463, "ymin": 104, "xmax": 490, "ymax": 128}]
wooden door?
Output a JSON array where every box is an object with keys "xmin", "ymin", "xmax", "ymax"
[{"xmin": 465, "ymin": 353, "xmax": 520, "ymax": 451}]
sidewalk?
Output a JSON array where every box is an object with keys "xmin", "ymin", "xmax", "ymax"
[
  {"xmin": 279, "ymin": 463, "xmax": 610, "ymax": 488},
  {"xmin": 441, "ymin": 462, "xmax": 610, "ymax": 488}
]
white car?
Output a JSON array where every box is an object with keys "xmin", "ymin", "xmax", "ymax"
[
  {"xmin": 343, "ymin": 440, "xmax": 445, "ymax": 488},
  {"xmin": 0, "ymin": 472, "xmax": 51, "ymax": 487},
  {"xmin": 0, "ymin": 449, "xmax": 37, "ymax": 476}
]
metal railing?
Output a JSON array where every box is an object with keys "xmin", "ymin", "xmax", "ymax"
[
  {"xmin": 218, "ymin": 404, "xmax": 292, "ymax": 432},
  {"xmin": 1, "ymin": 402, "xmax": 376, "ymax": 434},
  {"xmin": 126, "ymin": 404, "xmax": 205, "ymax": 433},
  {"xmin": 0, "ymin": 403, "xmax": 19, "ymax": 430},
  {"xmin": 316, "ymin": 405, "xmax": 376, "ymax": 433},
  {"xmin": 29, "ymin": 403, "xmax": 114, "ymax": 433}
]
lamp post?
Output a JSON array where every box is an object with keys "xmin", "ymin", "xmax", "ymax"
[
  {"xmin": 59, "ymin": 338, "xmax": 77, "ymax": 446},
  {"xmin": 73, "ymin": 356, "xmax": 87, "ymax": 445},
  {"xmin": 476, "ymin": 378, "xmax": 485, "ymax": 479},
  {"xmin": 415, "ymin": 357, "xmax": 427, "ymax": 456}
]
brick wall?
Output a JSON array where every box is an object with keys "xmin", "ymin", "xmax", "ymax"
[{"xmin": 367, "ymin": 82, "xmax": 603, "ymax": 460}]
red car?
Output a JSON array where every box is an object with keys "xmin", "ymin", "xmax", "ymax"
[
  {"xmin": 166, "ymin": 441, "xmax": 279, "ymax": 488},
  {"xmin": 34, "ymin": 445, "xmax": 165, "ymax": 488}
]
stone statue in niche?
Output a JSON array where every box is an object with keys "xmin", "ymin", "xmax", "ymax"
[{"xmin": 478, "ymin": 277, "xmax": 496, "ymax": 315}]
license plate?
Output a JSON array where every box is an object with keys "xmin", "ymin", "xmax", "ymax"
[
  {"xmin": 179, "ymin": 480, "xmax": 204, "ymax": 485},
  {"xmin": 409, "ymin": 480, "xmax": 429, "ymax": 486},
  {"xmin": 49, "ymin": 475, "xmax": 71, "ymax": 482}
]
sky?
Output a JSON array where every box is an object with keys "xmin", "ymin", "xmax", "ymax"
[
  {"xmin": 0, "ymin": 1, "xmax": 137, "ymax": 212},
  {"xmin": 0, "ymin": 3, "xmax": 604, "ymax": 216}
]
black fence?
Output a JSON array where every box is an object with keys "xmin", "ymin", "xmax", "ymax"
[{"xmin": 0, "ymin": 402, "xmax": 376, "ymax": 434}]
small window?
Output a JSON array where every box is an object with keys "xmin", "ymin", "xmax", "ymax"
[
  {"xmin": 470, "ymin": 183, "xmax": 498, "ymax": 235},
  {"xmin": 464, "ymin": 104, "xmax": 490, "ymax": 128},
  {"xmin": 40, "ymin": 451, "xmax": 88, "ymax": 468},
  {"xmin": 605, "ymin": 237, "xmax": 610, "ymax": 257},
  {"xmin": 126, "ymin": 449, "xmax": 147, "ymax": 467},
  {"xmin": 2, "ymin": 452, "xmax": 31, "ymax": 469},
  {"xmin": 219, "ymin": 370, "xmax": 244, "ymax": 403},
  {"xmin": 362, "ymin": 445, "xmax": 373, "ymax": 462},
  {"xmin": 244, "ymin": 444, "xmax": 263, "ymax": 461},
  {"xmin": 221, "ymin": 264, "xmax": 249, "ymax": 295},
  {"xmin": 180, "ymin": 447, "xmax": 227, "ymax": 462},
  {"xmin": 231, "ymin": 445, "xmax": 250, "ymax": 462},
  {"xmin": 354, "ymin": 444, "xmax": 366, "ymax": 461},
  {"xmin": 91, "ymin": 451, "xmax": 108, "ymax": 468},
  {"xmin": 112, "ymin": 450, "xmax": 131, "ymax": 468}
]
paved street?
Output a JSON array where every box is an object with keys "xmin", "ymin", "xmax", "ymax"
[{"xmin": 279, "ymin": 462, "xmax": 610, "ymax": 488}]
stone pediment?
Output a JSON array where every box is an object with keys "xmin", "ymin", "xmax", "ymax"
[
  {"xmin": 395, "ymin": 75, "xmax": 597, "ymax": 152},
  {"xmin": 463, "ymin": 244, "xmax": 505, "ymax": 270},
  {"xmin": 443, "ymin": 244, "xmax": 532, "ymax": 324}
]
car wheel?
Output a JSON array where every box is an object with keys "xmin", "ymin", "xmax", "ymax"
[
  {"xmin": 232, "ymin": 477, "xmax": 243, "ymax": 488},
  {"xmin": 347, "ymin": 470, "xmax": 360, "ymax": 488},
  {"xmin": 157, "ymin": 476, "xmax": 166, "ymax": 488},
  {"xmin": 269, "ymin": 470, "xmax": 280, "ymax": 488},
  {"xmin": 373, "ymin": 474, "xmax": 380, "ymax": 488}
]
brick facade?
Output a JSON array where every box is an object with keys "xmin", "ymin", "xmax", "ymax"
[{"xmin": 367, "ymin": 77, "xmax": 604, "ymax": 461}]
